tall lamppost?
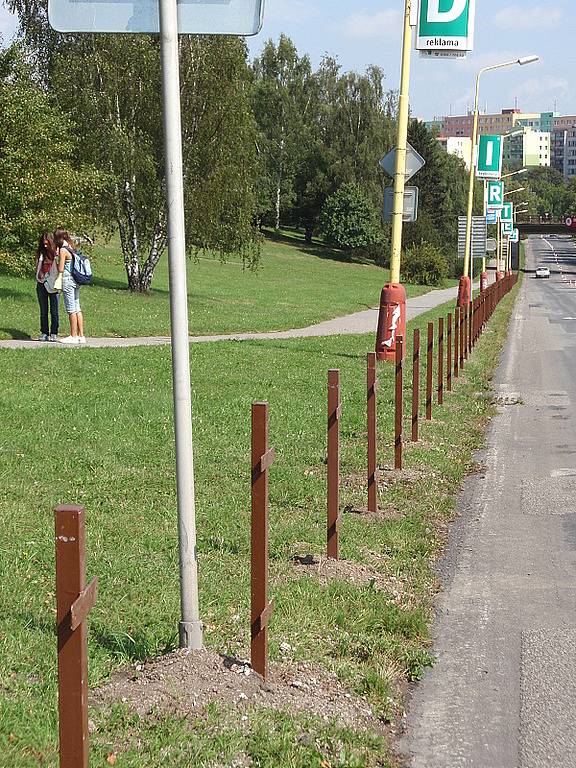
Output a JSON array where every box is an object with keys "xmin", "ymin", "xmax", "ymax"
[{"xmin": 460, "ymin": 55, "xmax": 539, "ymax": 306}]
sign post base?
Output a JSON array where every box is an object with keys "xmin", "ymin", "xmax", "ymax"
[
  {"xmin": 457, "ymin": 275, "xmax": 471, "ymax": 308},
  {"xmin": 376, "ymin": 283, "xmax": 407, "ymax": 362}
]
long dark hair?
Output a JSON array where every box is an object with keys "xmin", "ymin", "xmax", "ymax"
[
  {"xmin": 36, "ymin": 231, "xmax": 55, "ymax": 261},
  {"xmin": 53, "ymin": 228, "xmax": 76, "ymax": 250}
]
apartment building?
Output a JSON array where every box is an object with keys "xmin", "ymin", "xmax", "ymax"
[
  {"xmin": 503, "ymin": 128, "xmax": 550, "ymax": 168},
  {"xmin": 564, "ymin": 126, "xmax": 576, "ymax": 179},
  {"xmin": 437, "ymin": 136, "xmax": 473, "ymax": 169},
  {"xmin": 440, "ymin": 108, "xmax": 540, "ymax": 138}
]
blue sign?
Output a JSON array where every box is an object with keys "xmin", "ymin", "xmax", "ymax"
[
  {"xmin": 49, "ymin": 0, "xmax": 264, "ymax": 34},
  {"xmin": 486, "ymin": 210, "xmax": 498, "ymax": 225}
]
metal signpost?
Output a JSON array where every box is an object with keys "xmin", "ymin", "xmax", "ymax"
[
  {"xmin": 415, "ymin": 0, "xmax": 476, "ymax": 55},
  {"xmin": 383, "ymin": 186, "xmax": 419, "ymax": 223},
  {"xmin": 49, "ymin": 0, "xmax": 265, "ymax": 651},
  {"xmin": 458, "ymin": 216, "xmax": 487, "ymax": 260},
  {"xmin": 476, "ymin": 135, "xmax": 504, "ymax": 180}
]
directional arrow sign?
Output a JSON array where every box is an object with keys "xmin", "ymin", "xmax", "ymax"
[
  {"xmin": 379, "ymin": 143, "xmax": 426, "ymax": 182},
  {"xmin": 476, "ymin": 135, "xmax": 503, "ymax": 180},
  {"xmin": 416, "ymin": 0, "xmax": 476, "ymax": 54},
  {"xmin": 486, "ymin": 180, "xmax": 504, "ymax": 210}
]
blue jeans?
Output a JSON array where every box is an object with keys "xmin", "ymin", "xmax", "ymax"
[{"xmin": 36, "ymin": 281, "xmax": 59, "ymax": 336}]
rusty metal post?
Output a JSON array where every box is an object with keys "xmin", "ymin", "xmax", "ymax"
[
  {"xmin": 454, "ymin": 309, "xmax": 460, "ymax": 379},
  {"xmin": 426, "ymin": 323, "xmax": 433, "ymax": 420},
  {"xmin": 437, "ymin": 317, "xmax": 444, "ymax": 405},
  {"xmin": 411, "ymin": 328, "xmax": 420, "ymax": 442},
  {"xmin": 447, "ymin": 314, "xmax": 452, "ymax": 392},
  {"xmin": 395, "ymin": 336, "xmax": 403, "ymax": 470},
  {"xmin": 251, "ymin": 402, "xmax": 275, "ymax": 680},
  {"xmin": 367, "ymin": 353, "xmax": 377, "ymax": 514},
  {"xmin": 468, "ymin": 301, "xmax": 473, "ymax": 355},
  {"xmin": 327, "ymin": 370, "xmax": 341, "ymax": 558},
  {"xmin": 55, "ymin": 505, "xmax": 98, "ymax": 768}
]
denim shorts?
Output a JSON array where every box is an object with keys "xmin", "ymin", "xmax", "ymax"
[{"xmin": 62, "ymin": 274, "xmax": 81, "ymax": 314}]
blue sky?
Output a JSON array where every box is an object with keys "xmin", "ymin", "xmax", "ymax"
[{"xmin": 1, "ymin": 0, "xmax": 573, "ymax": 120}]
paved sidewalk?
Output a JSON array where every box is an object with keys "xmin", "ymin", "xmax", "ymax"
[{"xmin": 0, "ymin": 281, "xmax": 469, "ymax": 350}]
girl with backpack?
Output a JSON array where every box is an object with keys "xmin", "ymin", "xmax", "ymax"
[
  {"xmin": 54, "ymin": 228, "xmax": 86, "ymax": 345},
  {"xmin": 35, "ymin": 231, "xmax": 60, "ymax": 342}
]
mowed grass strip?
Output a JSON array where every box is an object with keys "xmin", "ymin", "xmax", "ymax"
[
  {"xmin": 0, "ymin": 283, "xmax": 518, "ymax": 766},
  {"xmin": 0, "ymin": 233, "xmax": 434, "ymax": 341}
]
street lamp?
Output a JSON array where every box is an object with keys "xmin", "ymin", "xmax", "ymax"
[
  {"xmin": 504, "ymin": 187, "xmax": 526, "ymax": 196},
  {"xmin": 461, "ymin": 55, "xmax": 539, "ymax": 305},
  {"xmin": 502, "ymin": 168, "xmax": 529, "ymax": 179}
]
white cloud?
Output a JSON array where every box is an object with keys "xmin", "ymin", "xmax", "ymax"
[
  {"xmin": 339, "ymin": 9, "xmax": 402, "ymax": 41},
  {"xmin": 495, "ymin": 4, "xmax": 562, "ymax": 30},
  {"xmin": 513, "ymin": 75, "xmax": 569, "ymax": 102}
]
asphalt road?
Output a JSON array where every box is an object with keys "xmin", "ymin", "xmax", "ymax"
[{"xmin": 400, "ymin": 234, "xmax": 576, "ymax": 768}]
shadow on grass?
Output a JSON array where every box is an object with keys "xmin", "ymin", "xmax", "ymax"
[
  {"xmin": 0, "ymin": 327, "xmax": 32, "ymax": 340},
  {"xmin": 240, "ymin": 339, "xmax": 366, "ymax": 361},
  {"xmin": 263, "ymin": 228, "xmax": 382, "ymax": 267}
]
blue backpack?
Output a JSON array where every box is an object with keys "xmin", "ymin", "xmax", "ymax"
[{"xmin": 66, "ymin": 246, "xmax": 93, "ymax": 286}]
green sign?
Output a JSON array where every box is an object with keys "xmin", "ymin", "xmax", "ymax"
[
  {"xmin": 486, "ymin": 180, "xmax": 504, "ymax": 210},
  {"xmin": 416, "ymin": 0, "xmax": 476, "ymax": 53},
  {"xmin": 476, "ymin": 135, "xmax": 503, "ymax": 180},
  {"xmin": 501, "ymin": 201, "xmax": 514, "ymax": 222},
  {"xmin": 502, "ymin": 221, "xmax": 513, "ymax": 235},
  {"xmin": 510, "ymin": 229, "xmax": 519, "ymax": 243}
]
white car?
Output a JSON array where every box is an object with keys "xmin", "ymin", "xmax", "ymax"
[{"xmin": 535, "ymin": 265, "xmax": 551, "ymax": 278}]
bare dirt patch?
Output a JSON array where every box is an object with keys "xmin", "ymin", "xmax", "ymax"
[
  {"xmin": 290, "ymin": 552, "xmax": 405, "ymax": 606},
  {"xmin": 92, "ymin": 647, "xmax": 386, "ymax": 734}
]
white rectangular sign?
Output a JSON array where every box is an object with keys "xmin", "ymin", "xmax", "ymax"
[
  {"xmin": 416, "ymin": 0, "xmax": 475, "ymax": 53},
  {"xmin": 49, "ymin": 0, "xmax": 264, "ymax": 34}
]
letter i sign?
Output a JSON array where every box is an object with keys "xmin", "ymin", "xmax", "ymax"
[{"xmin": 476, "ymin": 135, "xmax": 503, "ymax": 179}]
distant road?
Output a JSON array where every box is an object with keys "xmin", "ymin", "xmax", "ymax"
[{"xmin": 400, "ymin": 234, "xmax": 576, "ymax": 768}]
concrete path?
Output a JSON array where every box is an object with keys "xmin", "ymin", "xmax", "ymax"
[
  {"xmin": 0, "ymin": 281, "xmax": 467, "ymax": 350},
  {"xmin": 399, "ymin": 235, "xmax": 576, "ymax": 768}
]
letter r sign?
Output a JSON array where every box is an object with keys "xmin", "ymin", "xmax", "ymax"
[{"xmin": 487, "ymin": 180, "xmax": 504, "ymax": 209}]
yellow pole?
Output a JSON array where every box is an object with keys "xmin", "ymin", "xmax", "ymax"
[
  {"xmin": 389, "ymin": 0, "xmax": 412, "ymax": 285},
  {"xmin": 464, "ymin": 73, "xmax": 481, "ymax": 283}
]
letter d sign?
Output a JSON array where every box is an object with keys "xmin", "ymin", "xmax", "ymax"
[{"xmin": 417, "ymin": 0, "xmax": 475, "ymax": 53}]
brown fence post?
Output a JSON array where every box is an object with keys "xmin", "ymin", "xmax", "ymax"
[
  {"xmin": 437, "ymin": 317, "xmax": 444, "ymax": 405},
  {"xmin": 327, "ymin": 370, "xmax": 341, "ymax": 558},
  {"xmin": 459, "ymin": 305, "xmax": 465, "ymax": 368},
  {"xmin": 251, "ymin": 402, "xmax": 275, "ymax": 680},
  {"xmin": 426, "ymin": 323, "xmax": 433, "ymax": 420},
  {"xmin": 55, "ymin": 504, "xmax": 98, "ymax": 768},
  {"xmin": 447, "ymin": 314, "xmax": 452, "ymax": 392},
  {"xmin": 468, "ymin": 302, "xmax": 473, "ymax": 355},
  {"xmin": 454, "ymin": 308, "xmax": 460, "ymax": 379},
  {"xmin": 395, "ymin": 336, "xmax": 404, "ymax": 470},
  {"xmin": 367, "ymin": 353, "xmax": 377, "ymax": 514},
  {"xmin": 411, "ymin": 328, "xmax": 420, "ymax": 443}
]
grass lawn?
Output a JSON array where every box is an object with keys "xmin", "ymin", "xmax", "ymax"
[
  {"xmin": 0, "ymin": 282, "xmax": 518, "ymax": 766},
  {"xmin": 0, "ymin": 233, "xmax": 438, "ymax": 341}
]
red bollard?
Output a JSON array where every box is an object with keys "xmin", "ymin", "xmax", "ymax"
[
  {"xmin": 375, "ymin": 283, "xmax": 406, "ymax": 362},
  {"xmin": 367, "ymin": 353, "xmax": 377, "ymax": 514},
  {"xmin": 395, "ymin": 336, "xmax": 404, "ymax": 470},
  {"xmin": 457, "ymin": 275, "xmax": 471, "ymax": 308},
  {"xmin": 480, "ymin": 271, "xmax": 489, "ymax": 292}
]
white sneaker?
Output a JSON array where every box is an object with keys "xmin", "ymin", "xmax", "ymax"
[
  {"xmin": 59, "ymin": 336, "xmax": 79, "ymax": 345},
  {"xmin": 78, "ymin": 336, "xmax": 87, "ymax": 345},
  {"xmin": 37, "ymin": 334, "xmax": 49, "ymax": 341},
  {"xmin": 49, "ymin": 334, "xmax": 58, "ymax": 342}
]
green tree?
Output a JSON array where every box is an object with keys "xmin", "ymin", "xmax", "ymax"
[
  {"xmin": 0, "ymin": 44, "xmax": 101, "ymax": 274},
  {"xmin": 319, "ymin": 182, "xmax": 382, "ymax": 256},
  {"xmin": 251, "ymin": 35, "xmax": 316, "ymax": 231}
]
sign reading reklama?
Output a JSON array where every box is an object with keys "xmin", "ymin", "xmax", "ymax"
[{"xmin": 416, "ymin": 0, "xmax": 476, "ymax": 54}]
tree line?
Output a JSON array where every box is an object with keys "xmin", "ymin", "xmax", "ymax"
[{"xmin": 0, "ymin": 14, "xmax": 488, "ymax": 291}]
